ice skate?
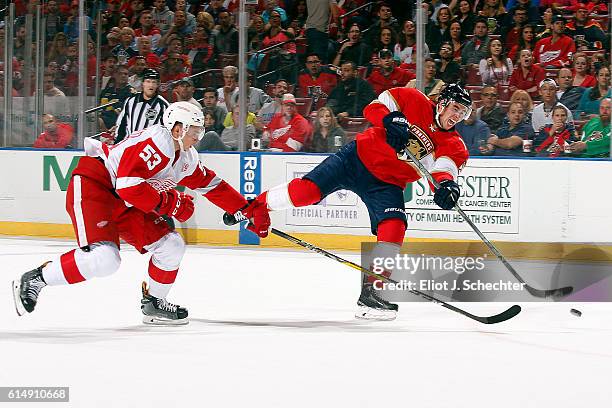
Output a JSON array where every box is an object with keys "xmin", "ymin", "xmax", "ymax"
[
  {"xmin": 355, "ymin": 282, "xmax": 398, "ymax": 321},
  {"xmin": 13, "ymin": 262, "xmax": 50, "ymax": 316},
  {"xmin": 141, "ymin": 282, "xmax": 189, "ymax": 325}
]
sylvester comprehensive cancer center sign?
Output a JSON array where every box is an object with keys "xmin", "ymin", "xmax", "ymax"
[{"xmin": 404, "ymin": 166, "xmax": 520, "ymax": 234}]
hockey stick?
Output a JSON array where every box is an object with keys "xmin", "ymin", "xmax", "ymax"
[
  {"xmin": 224, "ymin": 212, "xmax": 521, "ymax": 325},
  {"xmin": 398, "ymin": 144, "xmax": 573, "ymax": 299}
]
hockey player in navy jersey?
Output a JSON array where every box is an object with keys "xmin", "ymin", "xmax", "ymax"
[{"xmin": 245, "ymin": 84, "xmax": 473, "ymax": 320}]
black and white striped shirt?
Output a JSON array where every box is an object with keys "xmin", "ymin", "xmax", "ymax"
[{"xmin": 115, "ymin": 93, "xmax": 169, "ymax": 143}]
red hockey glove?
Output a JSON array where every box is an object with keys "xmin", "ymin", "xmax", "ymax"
[
  {"xmin": 158, "ymin": 189, "xmax": 195, "ymax": 222},
  {"xmin": 241, "ymin": 196, "xmax": 271, "ymax": 238}
]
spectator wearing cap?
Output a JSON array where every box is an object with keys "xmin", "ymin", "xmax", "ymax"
[
  {"xmin": 405, "ymin": 58, "xmax": 445, "ymax": 100},
  {"xmin": 577, "ymin": 65, "xmax": 612, "ymax": 117},
  {"xmin": 261, "ymin": 0, "xmax": 288, "ymax": 25},
  {"xmin": 532, "ymin": 15, "xmax": 576, "ymax": 68},
  {"xmin": 160, "ymin": 52, "xmax": 188, "ymax": 100},
  {"xmin": 327, "ymin": 60, "xmax": 377, "ymax": 120},
  {"xmin": 115, "ymin": 68, "xmax": 169, "ymax": 143},
  {"xmin": 332, "ymin": 23, "xmax": 372, "ymax": 68},
  {"xmin": 532, "ymin": 78, "xmax": 574, "ymax": 134},
  {"xmin": 556, "ymin": 68, "xmax": 586, "ymax": 115},
  {"xmin": 367, "ymin": 49, "xmax": 415, "ymax": 95},
  {"xmin": 265, "ymin": 93, "xmax": 313, "ymax": 152},
  {"xmin": 152, "ymin": 0, "xmax": 175, "ymax": 33},
  {"xmin": 297, "ymin": 53, "xmax": 339, "ymax": 98},
  {"xmin": 568, "ymin": 98, "xmax": 611, "ymax": 157},
  {"xmin": 99, "ymin": 65, "xmax": 137, "ymax": 132},
  {"xmin": 173, "ymin": 77, "xmax": 202, "ymax": 109},
  {"xmin": 436, "ymin": 42, "xmax": 461, "ymax": 84},
  {"xmin": 477, "ymin": 85, "xmax": 506, "ymax": 133},
  {"xmin": 509, "ymin": 48, "xmax": 545, "ymax": 98},
  {"xmin": 565, "ymin": 3, "xmax": 607, "ymax": 50},
  {"xmin": 33, "ymin": 114, "xmax": 74, "ymax": 149},
  {"xmin": 134, "ymin": 10, "xmax": 162, "ymax": 51},
  {"xmin": 461, "ymin": 18, "xmax": 491, "ymax": 67}
]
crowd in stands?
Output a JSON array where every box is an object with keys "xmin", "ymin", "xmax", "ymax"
[{"xmin": 1, "ymin": 0, "xmax": 610, "ymax": 157}]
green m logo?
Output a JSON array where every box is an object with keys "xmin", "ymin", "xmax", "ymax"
[
  {"xmin": 43, "ymin": 156, "xmax": 81, "ymax": 191},
  {"xmin": 403, "ymin": 183, "xmax": 413, "ymax": 203}
]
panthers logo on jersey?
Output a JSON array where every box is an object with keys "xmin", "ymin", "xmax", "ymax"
[{"xmin": 396, "ymin": 124, "xmax": 434, "ymax": 162}]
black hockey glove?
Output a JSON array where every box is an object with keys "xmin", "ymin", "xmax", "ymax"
[
  {"xmin": 433, "ymin": 180, "xmax": 460, "ymax": 210},
  {"xmin": 382, "ymin": 111, "xmax": 410, "ymax": 153}
]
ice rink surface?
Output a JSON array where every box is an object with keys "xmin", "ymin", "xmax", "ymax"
[{"xmin": 1, "ymin": 238, "xmax": 611, "ymax": 407}]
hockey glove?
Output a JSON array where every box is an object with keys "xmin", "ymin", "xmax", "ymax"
[
  {"xmin": 433, "ymin": 180, "xmax": 460, "ymax": 210},
  {"xmin": 241, "ymin": 197, "xmax": 271, "ymax": 238},
  {"xmin": 158, "ymin": 189, "xmax": 195, "ymax": 222},
  {"xmin": 382, "ymin": 111, "xmax": 410, "ymax": 152}
]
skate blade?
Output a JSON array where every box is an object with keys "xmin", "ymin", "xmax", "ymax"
[
  {"xmin": 355, "ymin": 305, "xmax": 397, "ymax": 321},
  {"xmin": 12, "ymin": 280, "xmax": 26, "ymax": 317},
  {"xmin": 142, "ymin": 315, "xmax": 189, "ymax": 326}
]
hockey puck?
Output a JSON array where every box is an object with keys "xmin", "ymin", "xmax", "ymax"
[{"xmin": 570, "ymin": 308, "xmax": 582, "ymax": 317}]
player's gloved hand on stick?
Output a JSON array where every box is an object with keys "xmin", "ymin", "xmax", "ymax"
[
  {"xmin": 433, "ymin": 180, "xmax": 460, "ymax": 210},
  {"xmin": 382, "ymin": 111, "xmax": 410, "ymax": 152},
  {"xmin": 241, "ymin": 197, "xmax": 271, "ymax": 238},
  {"xmin": 158, "ymin": 189, "xmax": 195, "ymax": 222}
]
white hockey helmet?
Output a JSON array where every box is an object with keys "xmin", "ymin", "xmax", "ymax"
[{"xmin": 163, "ymin": 101, "xmax": 205, "ymax": 150}]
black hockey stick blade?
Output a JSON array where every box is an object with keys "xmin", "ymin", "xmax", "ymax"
[{"xmin": 482, "ymin": 304, "xmax": 522, "ymax": 324}]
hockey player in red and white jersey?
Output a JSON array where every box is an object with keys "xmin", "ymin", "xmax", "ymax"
[
  {"xmin": 13, "ymin": 102, "xmax": 270, "ymax": 325},
  {"xmin": 242, "ymin": 84, "xmax": 471, "ymax": 320}
]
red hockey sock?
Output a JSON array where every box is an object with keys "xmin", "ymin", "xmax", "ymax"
[
  {"xmin": 287, "ymin": 178, "xmax": 322, "ymax": 207},
  {"xmin": 376, "ymin": 218, "xmax": 406, "ymax": 245}
]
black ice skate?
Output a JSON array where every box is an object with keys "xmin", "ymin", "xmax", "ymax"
[
  {"xmin": 141, "ymin": 282, "xmax": 188, "ymax": 325},
  {"xmin": 12, "ymin": 262, "xmax": 50, "ymax": 316},
  {"xmin": 355, "ymin": 281, "xmax": 399, "ymax": 321}
]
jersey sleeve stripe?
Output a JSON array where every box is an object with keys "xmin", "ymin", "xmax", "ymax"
[
  {"xmin": 286, "ymin": 138, "xmax": 303, "ymax": 151},
  {"xmin": 431, "ymin": 156, "xmax": 459, "ymax": 180},
  {"xmin": 375, "ymin": 90, "xmax": 400, "ymax": 112},
  {"xmin": 193, "ymin": 175, "xmax": 222, "ymax": 195},
  {"xmin": 116, "ymin": 176, "xmax": 145, "ymax": 190}
]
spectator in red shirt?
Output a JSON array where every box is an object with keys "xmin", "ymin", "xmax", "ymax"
[
  {"xmin": 571, "ymin": 52, "xmax": 596, "ymax": 88},
  {"xmin": 532, "ymin": 15, "xmax": 576, "ymax": 68},
  {"xmin": 33, "ymin": 114, "xmax": 74, "ymax": 149},
  {"xmin": 297, "ymin": 53, "xmax": 339, "ymax": 98},
  {"xmin": 136, "ymin": 36, "xmax": 162, "ymax": 69},
  {"xmin": 134, "ymin": 10, "xmax": 162, "ymax": 51},
  {"xmin": 265, "ymin": 93, "xmax": 313, "ymax": 152},
  {"xmin": 366, "ymin": 49, "xmax": 414, "ymax": 95},
  {"xmin": 509, "ymin": 48, "xmax": 545, "ymax": 98}
]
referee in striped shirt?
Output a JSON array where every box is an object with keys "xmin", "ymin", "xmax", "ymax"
[{"xmin": 115, "ymin": 68, "xmax": 170, "ymax": 143}]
